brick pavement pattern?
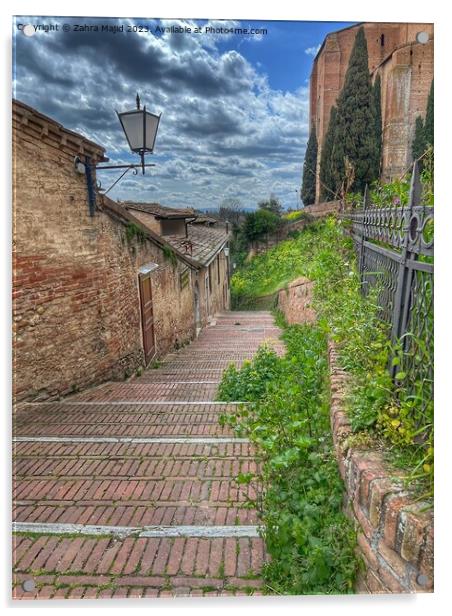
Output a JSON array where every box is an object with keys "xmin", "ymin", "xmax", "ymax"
[{"xmin": 13, "ymin": 312, "xmax": 284, "ymax": 599}]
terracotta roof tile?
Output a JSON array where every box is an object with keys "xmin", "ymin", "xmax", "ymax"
[
  {"xmin": 122, "ymin": 201, "xmax": 195, "ymax": 219},
  {"xmin": 165, "ymin": 224, "xmax": 228, "ymax": 266}
]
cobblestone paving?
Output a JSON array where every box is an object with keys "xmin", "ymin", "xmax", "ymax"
[{"xmin": 13, "ymin": 311, "xmax": 284, "ymax": 599}]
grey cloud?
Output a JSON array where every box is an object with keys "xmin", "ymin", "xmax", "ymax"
[{"xmin": 13, "ymin": 17, "xmax": 310, "ymax": 211}]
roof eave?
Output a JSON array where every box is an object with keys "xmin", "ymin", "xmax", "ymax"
[{"xmin": 101, "ymin": 196, "xmax": 201, "ymax": 269}]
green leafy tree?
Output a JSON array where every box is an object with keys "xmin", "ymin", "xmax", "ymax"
[
  {"xmin": 424, "ymin": 80, "xmax": 434, "ymax": 147},
  {"xmin": 330, "ymin": 27, "xmax": 380, "ymax": 194},
  {"xmin": 319, "ymin": 107, "xmax": 338, "ymax": 201},
  {"xmin": 301, "ymin": 127, "xmax": 318, "ymax": 205},
  {"xmin": 412, "ymin": 116, "xmax": 426, "ymax": 162},
  {"xmin": 258, "ymin": 195, "xmax": 283, "ymax": 216},
  {"xmin": 372, "ymin": 74, "xmax": 382, "ymax": 177},
  {"xmin": 411, "ymin": 80, "xmax": 434, "ymax": 170},
  {"xmin": 243, "ymin": 209, "xmax": 280, "ymax": 242}
]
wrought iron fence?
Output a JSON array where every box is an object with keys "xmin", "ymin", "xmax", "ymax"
[{"xmin": 342, "ymin": 162, "xmax": 434, "ymax": 425}]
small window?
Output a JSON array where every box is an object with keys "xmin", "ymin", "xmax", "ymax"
[
  {"xmin": 217, "ymin": 255, "xmax": 220, "ymax": 284},
  {"xmin": 380, "ymin": 34, "xmax": 385, "ymax": 47}
]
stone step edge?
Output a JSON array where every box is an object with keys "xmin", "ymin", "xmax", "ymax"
[
  {"xmin": 13, "ymin": 436, "xmax": 249, "ymax": 444},
  {"xmin": 18, "ymin": 401, "xmax": 248, "ymax": 406},
  {"xmin": 13, "ymin": 522, "xmax": 261, "ymax": 538}
]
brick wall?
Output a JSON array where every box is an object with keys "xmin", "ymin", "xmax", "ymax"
[
  {"xmin": 309, "ymin": 23, "xmax": 434, "ymax": 199},
  {"xmin": 374, "ymin": 39, "xmax": 434, "ymax": 180},
  {"xmin": 13, "ymin": 100, "xmax": 196, "ymax": 402},
  {"xmin": 329, "ymin": 342, "xmax": 433, "ymax": 593},
  {"xmin": 197, "ymin": 251, "xmax": 230, "ymax": 324},
  {"xmin": 277, "ymin": 277, "xmax": 316, "ymax": 325}
]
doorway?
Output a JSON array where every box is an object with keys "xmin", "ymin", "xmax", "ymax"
[
  {"xmin": 194, "ymin": 280, "xmax": 201, "ymax": 335},
  {"xmin": 138, "ymin": 271, "xmax": 156, "ymax": 363}
]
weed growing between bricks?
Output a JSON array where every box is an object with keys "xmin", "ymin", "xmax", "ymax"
[{"xmin": 218, "ymin": 325, "xmax": 359, "ymax": 594}]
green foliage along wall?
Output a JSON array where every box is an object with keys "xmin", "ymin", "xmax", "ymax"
[
  {"xmin": 411, "ymin": 79, "xmax": 434, "ymax": 167},
  {"xmin": 301, "ymin": 127, "xmax": 318, "ymax": 206},
  {"xmin": 372, "ymin": 74, "xmax": 382, "ymax": 177},
  {"xmin": 424, "ymin": 80, "xmax": 434, "ymax": 147},
  {"xmin": 319, "ymin": 27, "xmax": 381, "ymax": 199},
  {"xmin": 331, "ymin": 27, "xmax": 380, "ymax": 193},
  {"xmin": 412, "ymin": 116, "xmax": 426, "ymax": 162},
  {"xmin": 319, "ymin": 107, "xmax": 338, "ymax": 202}
]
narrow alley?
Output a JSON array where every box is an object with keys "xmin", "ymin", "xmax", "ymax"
[{"xmin": 13, "ymin": 311, "xmax": 285, "ymax": 599}]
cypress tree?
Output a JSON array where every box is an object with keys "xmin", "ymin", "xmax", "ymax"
[
  {"xmin": 372, "ymin": 74, "xmax": 382, "ymax": 178},
  {"xmin": 424, "ymin": 79, "xmax": 434, "ymax": 146},
  {"xmin": 412, "ymin": 116, "xmax": 426, "ymax": 162},
  {"xmin": 319, "ymin": 106, "xmax": 338, "ymax": 201},
  {"xmin": 330, "ymin": 27, "xmax": 379, "ymax": 194},
  {"xmin": 301, "ymin": 127, "xmax": 318, "ymax": 205}
]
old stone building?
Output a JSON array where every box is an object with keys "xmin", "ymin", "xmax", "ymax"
[
  {"xmin": 309, "ymin": 22, "xmax": 434, "ymax": 201},
  {"xmin": 122, "ymin": 201, "xmax": 231, "ymax": 333},
  {"xmin": 12, "ymin": 100, "xmax": 230, "ymax": 402}
]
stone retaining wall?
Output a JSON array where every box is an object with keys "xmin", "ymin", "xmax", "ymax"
[
  {"xmin": 277, "ymin": 277, "xmax": 434, "ymax": 594},
  {"xmin": 277, "ymin": 277, "xmax": 316, "ymax": 325},
  {"xmin": 329, "ymin": 342, "xmax": 434, "ymax": 593},
  {"xmin": 246, "ymin": 201, "xmax": 341, "ymax": 258}
]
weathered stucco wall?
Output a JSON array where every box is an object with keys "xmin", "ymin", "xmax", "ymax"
[
  {"xmin": 13, "ymin": 101, "xmax": 195, "ymax": 402},
  {"xmin": 196, "ymin": 251, "xmax": 230, "ymax": 325},
  {"xmin": 125, "ymin": 209, "xmax": 162, "ymax": 234}
]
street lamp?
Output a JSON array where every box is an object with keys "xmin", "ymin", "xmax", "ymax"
[
  {"xmin": 74, "ymin": 93, "xmax": 161, "ymax": 216},
  {"xmin": 117, "ymin": 93, "xmax": 161, "ymax": 175}
]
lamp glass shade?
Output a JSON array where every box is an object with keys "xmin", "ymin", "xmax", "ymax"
[
  {"xmin": 117, "ymin": 108, "xmax": 160, "ymax": 154},
  {"xmin": 118, "ymin": 110, "xmax": 143, "ymax": 151},
  {"xmin": 145, "ymin": 112, "xmax": 160, "ymax": 151}
]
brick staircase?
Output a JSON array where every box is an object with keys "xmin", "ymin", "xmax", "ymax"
[{"xmin": 13, "ymin": 311, "xmax": 284, "ymax": 599}]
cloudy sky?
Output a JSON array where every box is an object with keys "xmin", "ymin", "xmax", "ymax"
[{"xmin": 13, "ymin": 17, "xmax": 354, "ymax": 210}]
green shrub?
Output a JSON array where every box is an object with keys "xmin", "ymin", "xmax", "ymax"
[
  {"xmin": 218, "ymin": 325, "xmax": 359, "ymax": 594},
  {"xmin": 231, "ymin": 215, "xmax": 433, "ymax": 495}
]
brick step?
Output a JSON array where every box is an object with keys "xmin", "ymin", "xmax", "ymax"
[
  {"xmin": 156, "ymin": 352, "xmax": 282, "ymax": 361},
  {"xmin": 15, "ymin": 401, "xmax": 236, "ymax": 416},
  {"xmin": 14, "ymin": 453, "xmax": 260, "ymax": 480},
  {"xmin": 13, "ymin": 534, "xmax": 266, "ymax": 599},
  {"xmin": 14, "ymin": 424, "xmax": 235, "ymax": 437},
  {"xmin": 13, "ymin": 310, "xmax": 282, "ymax": 600},
  {"xmin": 14, "ymin": 403, "xmax": 239, "ymax": 436},
  {"xmin": 215, "ymin": 312, "xmax": 274, "ymax": 326},
  {"xmin": 188, "ymin": 341, "xmax": 283, "ymax": 351},
  {"xmin": 14, "ymin": 502, "xmax": 259, "ymax": 527},
  {"xmin": 69, "ymin": 387, "xmax": 227, "ymax": 403},
  {"xmin": 206, "ymin": 332, "xmax": 278, "ymax": 336},
  {"xmin": 136, "ymin": 375, "xmax": 222, "ymax": 384},
  {"xmin": 163, "ymin": 352, "xmax": 259, "ymax": 360},
  {"xmin": 13, "ymin": 473, "xmax": 257, "ymax": 502},
  {"xmin": 167, "ymin": 345, "xmax": 282, "ymax": 351},
  {"xmin": 72, "ymin": 383, "xmax": 220, "ymax": 402},
  {"xmin": 15, "ymin": 411, "xmax": 232, "ymax": 436},
  {"xmin": 157, "ymin": 360, "xmax": 254, "ymax": 369},
  {"xmin": 162, "ymin": 345, "xmax": 285, "ymax": 355},
  {"xmin": 213, "ymin": 319, "xmax": 277, "ymax": 325},
  {"xmin": 13, "ymin": 440, "xmax": 255, "ymax": 458},
  {"xmin": 141, "ymin": 369, "xmax": 228, "ymax": 379}
]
